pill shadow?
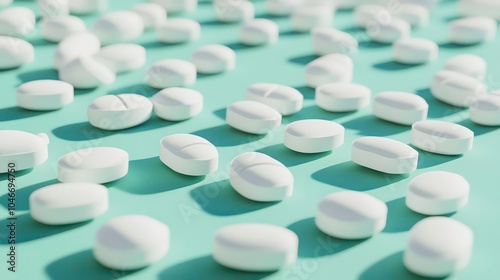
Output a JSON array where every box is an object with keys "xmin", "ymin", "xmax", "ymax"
[
  {"xmin": 45, "ymin": 249, "xmax": 142, "ymax": 280},
  {"xmin": 108, "ymin": 157, "xmax": 205, "ymax": 195},
  {"xmin": 438, "ymin": 42, "xmax": 476, "ymax": 49},
  {"xmin": 190, "ymin": 180, "xmax": 278, "ymax": 216},
  {"xmin": 383, "ymin": 198, "xmax": 428, "ymax": 233},
  {"xmin": 341, "ymin": 115, "xmax": 409, "ymax": 136},
  {"xmin": 17, "ymin": 68, "xmax": 59, "ymax": 83},
  {"xmin": 28, "ymin": 37, "xmax": 54, "ymax": 47},
  {"xmin": 0, "ymin": 213, "xmax": 90, "ymax": 244},
  {"xmin": 312, "ymin": 161, "xmax": 409, "ymax": 191},
  {"xmin": 198, "ymin": 19, "xmax": 234, "ymax": 26},
  {"xmin": 0, "ymin": 168, "xmax": 33, "ymax": 182},
  {"xmin": 413, "ymin": 146, "xmax": 462, "ymax": 169},
  {"xmin": 108, "ymin": 83, "xmax": 158, "ymax": 97},
  {"xmin": 373, "ymin": 61, "xmax": 421, "ymax": 71},
  {"xmin": 285, "ymin": 104, "xmax": 356, "ymax": 120},
  {"xmin": 288, "ymin": 54, "xmax": 318, "ymax": 65},
  {"xmin": 457, "ymin": 119, "xmax": 499, "ymax": 136},
  {"xmin": 0, "ymin": 106, "xmax": 52, "ymax": 121},
  {"xmin": 225, "ymin": 42, "xmax": 260, "ymax": 51},
  {"xmin": 158, "ymin": 255, "xmax": 275, "ymax": 280},
  {"xmin": 0, "ymin": 179, "xmax": 58, "ymax": 211},
  {"xmin": 140, "ymin": 41, "xmax": 172, "ymax": 49},
  {"xmin": 358, "ymin": 41, "xmax": 390, "ymax": 49},
  {"xmin": 287, "ymin": 218, "xmax": 366, "ymax": 258},
  {"xmin": 255, "ymin": 144, "xmax": 331, "ymax": 167},
  {"xmin": 341, "ymin": 26, "xmax": 364, "ymax": 33},
  {"xmin": 293, "ymin": 86, "xmax": 315, "ymax": 99},
  {"xmin": 415, "ymin": 88, "xmax": 466, "ymax": 118},
  {"xmin": 213, "ymin": 108, "xmax": 226, "ymax": 120},
  {"xmin": 191, "ymin": 124, "xmax": 266, "ymax": 147}
]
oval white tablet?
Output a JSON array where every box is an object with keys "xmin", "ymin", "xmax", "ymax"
[
  {"xmin": 0, "ymin": 0, "xmax": 12, "ymax": 7},
  {"xmin": 449, "ymin": 16, "xmax": 497, "ymax": 45},
  {"xmin": 69, "ymin": 0, "xmax": 107, "ymax": 14},
  {"xmin": 368, "ymin": 18, "xmax": 411, "ymax": 44},
  {"xmin": 352, "ymin": 136, "xmax": 418, "ymax": 174},
  {"xmin": 284, "ymin": 119, "xmax": 344, "ymax": 153},
  {"xmin": 150, "ymin": 0, "xmax": 197, "ymax": 13},
  {"xmin": 88, "ymin": 94, "xmax": 153, "ymax": 130},
  {"xmin": 316, "ymin": 191, "xmax": 387, "ymax": 239},
  {"xmin": 152, "ymin": 87, "xmax": 203, "ymax": 121},
  {"xmin": 226, "ymin": 100, "xmax": 282, "ymax": 134},
  {"xmin": 354, "ymin": 4, "xmax": 387, "ymax": 27},
  {"xmin": 54, "ymin": 32, "xmax": 101, "ymax": 69},
  {"xmin": 458, "ymin": 0, "xmax": 500, "ymax": 20},
  {"xmin": 373, "ymin": 91, "xmax": 428, "ymax": 125},
  {"xmin": 0, "ymin": 130, "xmax": 49, "ymax": 173},
  {"xmin": 157, "ymin": 18, "xmax": 200, "ymax": 44},
  {"xmin": 470, "ymin": 94, "xmax": 500, "ymax": 126},
  {"xmin": 30, "ymin": 182, "xmax": 108, "ymax": 225},
  {"xmin": 92, "ymin": 11, "xmax": 144, "ymax": 45},
  {"xmin": 93, "ymin": 44, "xmax": 146, "ymax": 73},
  {"xmin": 431, "ymin": 70, "xmax": 488, "ymax": 107},
  {"xmin": 315, "ymin": 82, "xmax": 371, "ymax": 112},
  {"xmin": 291, "ymin": 5, "xmax": 333, "ymax": 32},
  {"xmin": 0, "ymin": 7, "xmax": 35, "ymax": 37},
  {"xmin": 131, "ymin": 3, "xmax": 167, "ymax": 28},
  {"xmin": 16, "ymin": 80, "xmax": 74, "ymax": 111},
  {"xmin": 160, "ymin": 133, "xmax": 218, "ymax": 176},
  {"xmin": 266, "ymin": 0, "xmax": 303, "ymax": 16},
  {"xmin": 393, "ymin": 38, "xmax": 438, "ymax": 64},
  {"xmin": 59, "ymin": 55, "xmax": 115, "ymax": 89},
  {"xmin": 444, "ymin": 54, "xmax": 486, "ymax": 79},
  {"xmin": 311, "ymin": 27, "xmax": 358, "ymax": 56},
  {"xmin": 245, "ymin": 83, "xmax": 303, "ymax": 116},
  {"xmin": 305, "ymin": 54, "xmax": 353, "ymax": 88},
  {"xmin": 214, "ymin": 0, "xmax": 254, "ymax": 22},
  {"xmin": 37, "ymin": 0, "xmax": 69, "ymax": 18},
  {"xmin": 404, "ymin": 217, "xmax": 473, "ymax": 278},
  {"xmin": 240, "ymin": 18, "xmax": 279, "ymax": 46},
  {"xmin": 94, "ymin": 215, "xmax": 170, "ymax": 270},
  {"xmin": 230, "ymin": 152, "xmax": 293, "ymax": 201},
  {"xmin": 41, "ymin": 16, "xmax": 87, "ymax": 43},
  {"xmin": 214, "ymin": 223, "xmax": 298, "ymax": 271},
  {"xmin": 57, "ymin": 147, "xmax": 129, "ymax": 183},
  {"xmin": 190, "ymin": 44, "xmax": 235, "ymax": 74},
  {"xmin": 406, "ymin": 171, "xmax": 469, "ymax": 215},
  {"xmin": 396, "ymin": 3, "xmax": 429, "ymax": 27},
  {"xmin": 146, "ymin": 59, "xmax": 197, "ymax": 88},
  {"xmin": 0, "ymin": 36, "xmax": 34, "ymax": 69},
  {"xmin": 411, "ymin": 120, "xmax": 474, "ymax": 155}
]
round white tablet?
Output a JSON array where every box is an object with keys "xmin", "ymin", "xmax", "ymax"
[
  {"xmin": 0, "ymin": 36, "xmax": 34, "ymax": 69},
  {"xmin": 54, "ymin": 32, "xmax": 101, "ymax": 69},
  {"xmin": 291, "ymin": 5, "xmax": 333, "ymax": 32},
  {"xmin": 404, "ymin": 217, "xmax": 473, "ymax": 277},
  {"xmin": 88, "ymin": 94, "xmax": 153, "ymax": 130},
  {"xmin": 160, "ymin": 134, "xmax": 218, "ymax": 176},
  {"xmin": 59, "ymin": 55, "xmax": 116, "ymax": 89},
  {"xmin": 305, "ymin": 54, "xmax": 353, "ymax": 88},
  {"xmin": 37, "ymin": 0, "xmax": 69, "ymax": 18},
  {"xmin": 449, "ymin": 16, "xmax": 497, "ymax": 45},
  {"xmin": 214, "ymin": 0, "xmax": 254, "ymax": 22},
  {"xmin": 131, "ymin": 3, "xmax": 167, "ymax": 28},
  {"xmin": 58, "ymin": 147, "xmax": 129, "ymax": 183},
  {"xmin": 368, "ymin": 18, "xmax": 411, "ymax": 44},
  {"xmin": 0, "ymin": 7, "xmax": 35, "ymax": 37},
  {"xmin": 393, "ymin": 38, "xmax": 438, "ymax": 64},
  {"xmin": 265, "ymin": 0, "xmax": 303, "ymax": 16},
  {"xmin": 458, "ymin": 0, "xmax": 500, "ymax": 20},
  {"xmin": 91, "ymin": 11, "xmax": 144, "ymax": 45},
  {"xmin": 0, "ymin": 130, "xmax": 49, "ymax": 173},
  {"xmin": 150, "ymin": 0, "xmax": 197, "ymax": 13},
  {"xmin": 316, "ymin": 191, "xmax": 387, "ymax": 239},
  {"xmin": 240, "ymin": 18, "xmax": 279, "ymax": 46},
  {"xmin": 226, "ymin": 100, "xmax": 282, "ymax": 134},
  {"xmin": 311, "ymin": 27, "xmax": 358, "ymax": 56},
  {"xmin": 16, "ymin": 80, "xmax": 74, "ymax": 111},
  {"xmin": 30, "ymin": 182, "xmax": 108, "ymax": 225},
  {"xmin": 40, "ymin": 16, "xmax": 87, "ymax": 43},
  {"xmin": 69, "ymin": 0, "xmax": 107, "ymax": 14},
  {"xmin": 190, "ymin": 44, "xmax": 235, "ymax": 74},
  {"xmin": 93, "ymin": 43, "xmax": 146, "ymax": 73},
  {"xmin": 157, "ymin": 18, "xmax": 200, "ymax": 44},
  {"xmin": 444, "ymin": 54, "xmax": 487, "ymax": 80},
  {"xmin": 352, "ymin": 136, "xmax": 418, "ymax": 174},
  {"xmin": 470, "ymin": 95, "xmax": 500, "ymax": 126},
  {"xmin": 94, "ymin": 215, "xmax": 170, "ymax": 270},
  {"xmin": 373, "ymin": 91, "xmax": 428, "ymax": 125},
  {"xmin": 146, "ymin": 59, "xmax": 196, "ymax": 88},
  {"xmin": 315, "ymin": 82, "xmax": 371, "ymax": 112},
  {"xmin": 245, "ymin": 83, "xmax": 303, "ymax": 116},
  {"xmin": 214, "ymin": 223, "xmax": 298, "ymax": 271},
  {"xmin": 395, "ymin": 3, "xmax": 429, "ymax": 27},
  {"xmin": 284, "ymin": 119, "xmax": 344, "ymax": 153},
  {"xmin": 151, "ymin": 87, "xmax": 203, "ymax": 121},
  {"xmin": 431, "ymin": 70, "xmax": 488, "ymax": 107},
  {"xmin": 411, "ymin": 120, "xmax": 474, "ymax": 155}
]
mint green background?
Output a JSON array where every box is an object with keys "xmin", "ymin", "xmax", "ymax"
[{"xmin": 1, "ymin": 0, "xmax": 500, "ymax": 279}]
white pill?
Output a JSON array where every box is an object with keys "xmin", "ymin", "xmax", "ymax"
[
  {"xmin": 59, "ymin": 55, "xmax": 115, "ymax": 89},
  {"xmin": 404, "ymin": 217, "xmax": 473, "ymax": 278},
  {"xmin": 146, "ymin": 59, "xmax": 196, "ymax": 88},
  {"xmin": 406, "ymin": 171, "xmax": 469, "ymax": 216},
  {"xmin": 0, "ymin": 36, "xmax": 34, "ymax": 69},
  {"xmin": 0, "ymin": 130, "xmax": 49, "ymax": 173},
  {"xmin": 240, "ymin": 18, "xmax": 279, "ymax": 46},
  {"xmin": 190, "ymin": 44, "xmax": 235, "ymax": 74},
  {"xmin": 150, "ymin": 0, "xmax": 197, "ymax": 13},
  {"xmin": 157, "ymin": 18, "xmax": 200, "ymax": 44},
  {"xmin": 226, "ymin": 100, "xmax": 282, "ymax": 134},
  {"xmin": 0, "ymin": 7, "xmax": 35, "ymax": 37},
  {"xmin": 444, "ymin": 54, "xmax": 486, "ymax": 80},
  {"xmin": 245, "ymin": 83, "xmax": 303, "ymax": 116},
  {"xmin": 315, "ymin": 82, "xmax": 371, "ymax": 112},
  {"xmin": 230, "ymin": 152, "xmax": 293, "ymax": 201},
  {"xmin": 54, "ymin": 32, "xmax": 101, "ymax": 69},
  {"xmin": 88, "ymin": 94, "xmax": 153, "ymax": 130},
  {"xmin": 92, "ymin": 11, "xmax": 144, "ymax": 45},
  {"xmin": 151, "ymin": 87, "xmax": 203, "ymax": 121},
  {"xmin": 305, "ymin": 54, "xmax": 353, "ymax": 88},
  {"xmin": 160, "ymin": 134, "xmax": 218, "ymax": 176},
  {"xmin": 69, "ymin": 0, "xmax": 106, "ymax": 14},
  {"xmin": 284, "ymin": 119, "xmax": 344, "ymax": 153},
  {"xmin": 311, "ymin": 27, "xmax": 358, "ymax": 56},
  {"xmin": 395, "ymin": 3, "xmax": 429, "ymax": 27},
  {"xmin": 291, "ymin": 5, "xmax": 333, "ymax": 32},
  {"xmin": 368, "ymin": 18, "xmax": 411, "ymax": 44},
  {"xmin": 316, "ymin": 191, "xmax": 387, "ymax": 239},
  {"xmin": 37, "ymin": 0, "xmax": 69, "ymax": 18},
  {"xmin": 131, "ymin": 3, "xmax": 167, "ymax": 28},
  {"xmin": 449, "ymin": 16, "xmax": 497, "ymax": 45},
  {"xmin": 354, "ymin": 4, "xmax": 387, "ymax": 28},
  {"xmin": 40, "ymin": 16, "xmax": 86, "ymax": 43},
  {"xmin": 411, "ymin": 120, "xmax": 474, "ymax": 155},
  {"xmin": 58, "ymin": 147, "xmax": 128, "ymax": 183},
  {"xmin": 214, "ymin": 223, "xmax": 298, "ymax": 271},
  {"xmin": 214, "ymin": 0, "xmax": 254, "ymax": 22},
  {"xmin": 93, "ymin": 44, "xmax": 146, "ymax": 73},
  {"xmin": 470, "ymin": 95, "xmax": 500, "ymax": 126},
  {"xmin": 266, "ymin": 0, "xmax": 303, "ymax": 16},
  {"xmin": 30, "ymin": 182, "xmax": 108, "ymax": 225},
  {"xmin": 16, "ymin": 80, "xmax": 74, "ymax": 111},
  {"xmin": 336, "ymin": 0, "xmax": 372, "ymax": 9},
  {"xmin": 393, "ymin": 38, "xmax": 438, "ymax": 64},
  {"xmin": 0, "ymin": 0, "xmax": 12, "ymax": 7},
  {"xmin": 94, "ymin": 215, "xmax": 170, "ymax": 270},
  {"xmin": 373, "ymin": 91, "xmax": 428, "ymax": 125},
  {"xmin": 352, "ymin": 137, "xmax": 418, "ymax": 174},
  {"xmin": 458, "ymin": 0, "xmax": 500, "ymax": 20},
  {"xmin": 431, "ymin": 70, "xmax": 488, "ymax": 107}
]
